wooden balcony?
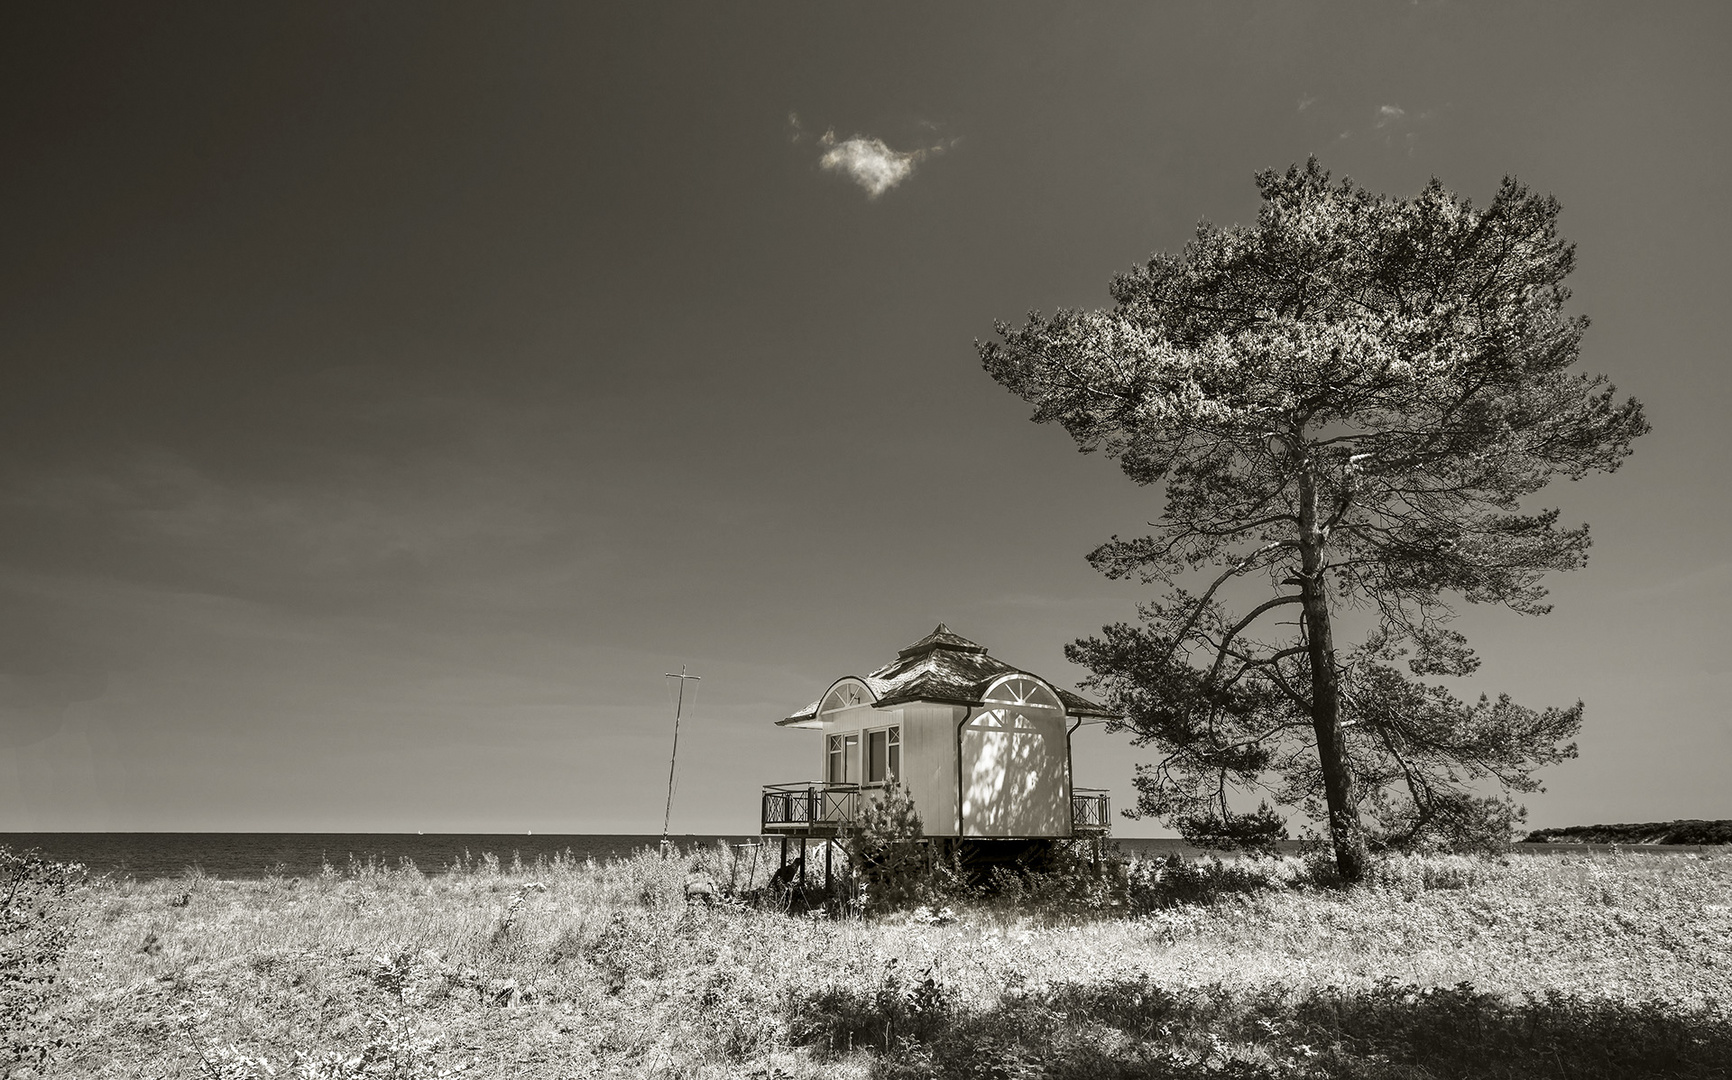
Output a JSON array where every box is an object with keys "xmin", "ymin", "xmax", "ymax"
[
  {"xmin": 761, "ymin": 782, "xmax": 861, "ymax": 837},
  {"xmin": 762, "ymin": 782, "xmax": 1113, "ymax": 838},
  {"xmin": 1071, "ymin": 787, "xmax": 1111, "ymax": 833}
]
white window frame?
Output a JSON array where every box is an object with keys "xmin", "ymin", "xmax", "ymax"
[
  {"xmin": 827, "ymin": 731, "xmax": 860, "ymax": 785},
  {"xmin": 864, "ymin": 724, "xmax": 901, "ymax": 786}
]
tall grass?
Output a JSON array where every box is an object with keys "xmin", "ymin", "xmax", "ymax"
[{"xmin": 21, "ymin": 844, "xmax": 1732, "ymax": 1078}]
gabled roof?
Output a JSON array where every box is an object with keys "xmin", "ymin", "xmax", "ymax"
[{"xmin": 778, "ymin": 624, "xmax": 1114, "ymax": 726}]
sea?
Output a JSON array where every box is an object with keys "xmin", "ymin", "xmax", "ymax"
[{"xmin": 0, "ymin": 833, "xmax": 1710, "ymax": 881}]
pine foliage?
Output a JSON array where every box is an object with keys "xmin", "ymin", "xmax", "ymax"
[
  {"xmin": 844, "ymin": 781, "xmax": 928, "ymax": 912},
  {"xmin": 979, "ymin": 160, "xmax": 1648, "ymax": 876}
]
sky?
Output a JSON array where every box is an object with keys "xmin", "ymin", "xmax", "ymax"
[{"xmin": 1, "ymin": 2, "xmax": 1727, "ymax": 836}]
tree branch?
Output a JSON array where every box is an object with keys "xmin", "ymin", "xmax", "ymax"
[
  {"xmin": 1207, "ymin": 595, "xmax": 1305, "ymax": 684},
  {"xmin": 1167, "ymin": 540, "xmax": 1297, "ymax": 656}
]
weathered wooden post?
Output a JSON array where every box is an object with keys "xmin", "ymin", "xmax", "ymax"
[{"xmin": 659, "ymin": 666, "xmax": 702, "ymax": 858}]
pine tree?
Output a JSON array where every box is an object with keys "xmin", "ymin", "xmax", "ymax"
[
  {"xmin": 979, "ymin": 161, "xmax": 1648, "ymax": 881},
  {"xmin": 845, "ymin": 781, "xmax": 926, "ymax": 911}
]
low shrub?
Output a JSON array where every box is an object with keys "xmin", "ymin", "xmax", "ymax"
[
  {"xmin": 843, "ymin": 781, "xmax": 931, "ymax": 913},
  {"xmin": 979, "ymin": 847, "xmax": 1310, "ymax": 921},
  {"xmin": 794, "ymin": 956, "xmax": 956, "ymax": 1059},
  {"xmin": 831, "ymin": 975, "xmax": 1732, "ymax": 1080},
  {"xmin": 0, "ymin": 846, "xmax": 85, "ymax": 1071}
]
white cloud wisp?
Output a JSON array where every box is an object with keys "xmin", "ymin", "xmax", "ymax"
[
  {"xmin": 819, "ymin": 135, "xmax": 923, "ymax": 199},
  {"xmin": 791, "ymin": 114, "xmax": 949, "ymax": 200}
]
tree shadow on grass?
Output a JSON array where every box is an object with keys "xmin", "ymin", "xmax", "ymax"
[{"xmin": 794, "ymin": 974, "xmax": 1732, "ymax": 1079}]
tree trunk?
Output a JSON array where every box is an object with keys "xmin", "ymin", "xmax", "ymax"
[{"xmin": 1298, "ymin": 465, "xmax": 1369, "ymax": 883}]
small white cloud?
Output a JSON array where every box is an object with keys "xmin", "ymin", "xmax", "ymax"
[
  {"xmin": 818, "ymin": 133, "xmax": 928, "ymax": 199},
  {"xmin": 1297, "ymin": 95, "xmax": 1318, "ymax": 112},
  {"xmin": 1375, "ymin": 104, "xmax": 1406, "ymax": 128},
  {"xmin": 793, "ymin": 118, "xmax": 952, "ymax": 200}
]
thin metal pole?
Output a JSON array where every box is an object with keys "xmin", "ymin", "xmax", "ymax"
[{"xmin": 660, "ymin": 666, "xmax": 701, "ymax": 856}]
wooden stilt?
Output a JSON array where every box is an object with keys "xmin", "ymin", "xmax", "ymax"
[
  {"xmin": 780, "ymin": 835, "xmax": 788, "ymax": 868},
  {"xmin": 799, "ymin": 837, "xmax": 807, "ymax": 891}
]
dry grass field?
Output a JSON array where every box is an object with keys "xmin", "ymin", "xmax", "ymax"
[{"xmin": 8, "ymin": 845, "xmax": 1731, "ymax": 1078}]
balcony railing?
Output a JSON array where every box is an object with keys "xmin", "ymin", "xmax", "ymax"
[
  {"xmin": 761, "ymin": 782, "xmax": 1112, "ymax": 837},
  {"xmin": 761, "ymin": 782, "xmax": 861, "ymax": 834},
  {"xmin": 1071, "ymin": 787, "xmax": 1111, "ymax": 833}
]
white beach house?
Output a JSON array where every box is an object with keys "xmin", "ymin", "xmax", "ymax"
[{"xmin": 761, "ymin": 625, "xmax": 1114, "ymax": 847}]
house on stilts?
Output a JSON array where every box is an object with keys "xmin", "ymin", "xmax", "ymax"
[{"xmin": 761, "ymin": 624, "xmax": 1115, "ymax": 887}]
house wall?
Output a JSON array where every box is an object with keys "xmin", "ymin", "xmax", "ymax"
[
  {"xmin": 816, "ymin": 698, "xmax": 960, "ymax": 837},
  {"xmin": 959, "ymin": 706, "xmax": 1074, "ymax": 838},
  {"xmin": 902, "ymin": 703, "xmax": 961, "ymax": 837},
  {"xmin": 812, "ymin": 686, "xmax": 1075, "ymax": 839}
]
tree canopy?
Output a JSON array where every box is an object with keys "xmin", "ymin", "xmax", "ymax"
[{"xmin": 979, "ymin": 160, "xmax": 1648, "ymax": 881}]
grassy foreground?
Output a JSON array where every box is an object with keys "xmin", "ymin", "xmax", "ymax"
[{"xmin": 11, "ymin": 845, "xmax": 1732, "ymax": 1078}]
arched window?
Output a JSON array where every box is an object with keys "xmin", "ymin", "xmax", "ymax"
[
  {"xmin": 820, "ymin": 679, "xmax": 871, "ymax": 715},
  {"xmin": 977, "ymin": 674, "xmax": 1063, "ymax": 729}
]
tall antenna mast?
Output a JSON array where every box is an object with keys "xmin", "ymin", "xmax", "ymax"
[{"xmin": 660, "ymin": 665, "xmax": 701, "ymax": 856}]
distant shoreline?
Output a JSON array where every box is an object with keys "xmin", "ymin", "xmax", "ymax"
[{"xmin": 1522, "ymin": 819, "xmax": 1732, "ymax": 845}]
